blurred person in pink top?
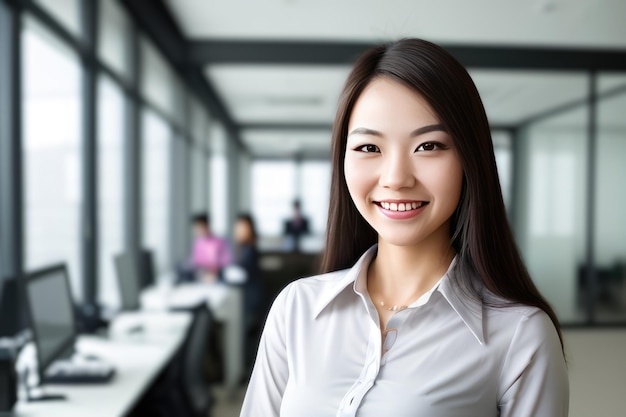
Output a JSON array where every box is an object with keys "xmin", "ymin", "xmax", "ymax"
[{"xmin": 182, "ymin": 213, "xmax": 232, "ymax": 283}]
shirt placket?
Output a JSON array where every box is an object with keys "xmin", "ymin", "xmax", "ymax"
[{"xmin": 336, "ymin": 310, "xmax": 382, "ymax": 417}]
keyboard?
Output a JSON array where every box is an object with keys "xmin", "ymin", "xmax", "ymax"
[{"xmin": 44, "ymin": 360, "xmax": 116, "ymax": 384}]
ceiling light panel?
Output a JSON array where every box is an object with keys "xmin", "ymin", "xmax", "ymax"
[
  {"xmin": 241, "ymin": 129, "xmax": 332, "ymax": 158},
  {"xmin": 206, "ymin": 65, "xmax": 352, "ymax": 124}
]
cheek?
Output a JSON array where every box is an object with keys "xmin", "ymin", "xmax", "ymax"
[
  {"xmin": 344, "ymin": 156, "xmax": 379, "ymax": 220},
  {"xmin": 437, "ymin": 161, "xmax": 464, "ymax": 208},
  {"xmin": 421, "ymin": 158, "xmax": 463, "ymax": 206},
  {"xmin": 343, "ymin": 157, "xmax": 365, "ymax": 199}
]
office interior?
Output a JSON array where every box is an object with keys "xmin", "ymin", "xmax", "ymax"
[{"xmin": 0, "ymin": 0, "xmax": 625, "ymax": 416}]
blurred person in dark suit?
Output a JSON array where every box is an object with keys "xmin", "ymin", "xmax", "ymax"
[{"xmin": 283, "ymin": 199, "xmax": 310, "ymax": 252}]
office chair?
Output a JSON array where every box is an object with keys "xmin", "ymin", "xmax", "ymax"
[
  {"xmin": 129, "ymin": 304, "xmax": 215, "ymax": 417},
  {"xmin": 129, "ymin": 303, "xmax": 215, "ymax": 417},
  {"xmin": 179, "ymin": 303, "xmax": 215, "ymax": 417}
]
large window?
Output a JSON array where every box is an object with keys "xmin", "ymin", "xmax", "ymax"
[
  {"xmin": 142, "ymin": 110, "xmax": 172, "ymax": 275},
  {"xmin": 299, "ymin": 160, "xmax": 331, "ymax": 235},
  {"xmin": 210, "ymin": 122, "xmax": 229, "ymax": 236},
  {"xmin": 251, "ymin": 159, "xmax": 330, "ymax": 252},
  {"xmin": 190, "ymin": 100, "xmax": 209, "ymax": 214},
  {"xmin": 191, "ymin": 144, "xmax": 208, "ymax": 213},
  {"xmin": 492, "ymin": 131, "xmax": 513, "ymax": 213},
  {"xmin": 97, "ymin": 76, "xmax": 125, "ymax": 309},
  {"xmin": 33, "ymin": 0, "xmax": 80, "ymax": 38},
  {"xmin": 251, "ymin": 160, "xmax": 297, "ymax": 239},
  {"xmin": 97, "ymin": 0, "xmax": 129, "ymax": 79},
  {"xmin": 22, "ymin": 18, "xmax": 83, "ymax": 298},
  {"xmin": 140, "ymin": 38, "xmax": 176, "ymax": 120}
]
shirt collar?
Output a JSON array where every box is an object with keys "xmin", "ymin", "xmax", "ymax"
[{"xmin": 312, "ymin": 245, "xmax": 485, "ymax": 345}]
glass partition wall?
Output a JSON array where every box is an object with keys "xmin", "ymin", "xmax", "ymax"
[
  {"xmin": 507, "ymin": 71, "xmax": 626, "ymax": 325},
  {"xmin": 594, "ymin": 74, "xmax": 626, "ymax": 322},
  {"xmin": 515, "ymin": 105, "xmax": 589, "ymax": 323}
]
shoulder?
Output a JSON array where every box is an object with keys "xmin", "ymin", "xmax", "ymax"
[
  {"xmin": 483, "ymin": 292, "xmax": 560, "ymax": 342},
  {"xmin": 481, "ymin": 298, "xmax": 563, "ymax": 374},
  {"xmin": 484, "ymin": 290, "xmax": 557, "ymax": 333},
  {"xmin": 268, "ymin": 269, "xmax": 352, "ymax": 315},
  {"xmin": 276, "ymin": 268, "xmax": 350, "ymax": 299}
]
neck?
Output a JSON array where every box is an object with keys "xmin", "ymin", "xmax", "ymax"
[{"xmin": 367, "ymin": 236, "xmax": 455, "ymax": 307}]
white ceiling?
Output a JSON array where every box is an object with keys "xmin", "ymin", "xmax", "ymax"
[
  {"xmin": 164, "ymin": 0, "xmax": 626, "ymax": 158},
  {"xmin": 166, "ymin": 0, "xmax": 626, "ymax": 48},
  {"xmin": 240, "ymin": 129, "xmax": 332, "ymax": 158},
  {"xmin": 206, "ymin": 65, "xmax": 352, "ymax": 124}
]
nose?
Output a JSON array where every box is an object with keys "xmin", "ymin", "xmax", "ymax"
[{"xmin": 378, "ymin": 152, "xmax": 416, "ymax": 190}]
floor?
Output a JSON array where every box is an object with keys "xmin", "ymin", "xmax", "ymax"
[
  {"xmin": 565, "ymin": 328, "xmax": 626, "ymax": 417},
  {"xmin": 210, "ymin": 329, "xmax": 626, "ymax": 417},
  {"xmin": 212, "ymin": 386, "xmax": 246, "ymax": 417}
]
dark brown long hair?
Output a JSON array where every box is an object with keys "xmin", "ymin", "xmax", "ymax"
[{"xmin": 320, "ymin": 38, "xmax": 564, "ymax": 349}]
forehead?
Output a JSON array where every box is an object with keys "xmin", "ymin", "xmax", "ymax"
[{"xmin": 348, "ymin": 77, "xmax": 441, "ymax": 132}]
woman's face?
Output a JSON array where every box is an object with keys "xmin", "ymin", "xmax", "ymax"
[
  {"xmin": 344, "ymin": 77, "xmax": 463, "ymax": 248},
  {"xmin": 234, "ymin": 220, "xmax": 252, "ymax": 244}
]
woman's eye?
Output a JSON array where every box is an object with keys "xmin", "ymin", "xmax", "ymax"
[
  {"xmin": 415, "ymin": 142, "xmax": 444, "ymax": 152},
  {"xmin": 356, "ymin": 144, "xmax": 380, "ymax": 153}
]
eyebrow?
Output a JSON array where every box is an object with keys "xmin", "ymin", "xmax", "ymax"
[{"xmin": 348, "ymin": 124, "xmax": 447, "ymax": 138}]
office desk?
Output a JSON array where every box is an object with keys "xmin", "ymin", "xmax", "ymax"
[
  {"xmin": 10, "ymin": 312, "xmax": 190, "ymax": 417},
  {"xmin": 141, "ymin": 281, "xmax": 243, "ymax": 397}
]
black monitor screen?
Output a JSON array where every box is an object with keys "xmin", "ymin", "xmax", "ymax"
[
  {"xmin": 114, "ymin": 252, "xmax": 141, "ymax": 311},
  {"xmin": 139, "ymin": 249, "xmax": 156, "ymax": 290},
  {"xmin": 25, "ymin": 264, "xmax": 77, "ymax": 378},
  {"xmin": 0, "ymin": 277, "xmax": 19, "ymax": 338}
]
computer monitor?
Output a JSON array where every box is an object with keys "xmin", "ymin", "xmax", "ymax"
[
  {"xmin": 0, "ymin": 277, "xmax": 19, "ymax": 338},
  {"xmin": 139, "ymin": 249, "xmax": 156, "ymax": 290},
  {"xmin": 113, "ymin": 252, "xmax": 141, "ymax": 311},
  {"xmin": 24, "ymin": 264, "xmax": 77, "ymax": 381}
]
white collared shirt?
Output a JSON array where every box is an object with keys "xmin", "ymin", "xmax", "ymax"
[{"xmin": 240, "ymin": 246, "xmax": 569, "ymax": 417}]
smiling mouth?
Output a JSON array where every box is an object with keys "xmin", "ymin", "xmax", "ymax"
[{"xmin": 375, "ymin": 201, "xmax": 429, "ymax": 212}]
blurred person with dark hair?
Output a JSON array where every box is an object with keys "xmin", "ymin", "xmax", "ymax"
[
  {"xmin": 234, "ymin": 213, "xmax": 265, "ymax": 373},
  {"xmin": 179, "ymin": 213, "xmax": 231, "ymax": 283},
  {"xmin": 234, "ymin": 213, "xmax": 264, "ymax": 325}
]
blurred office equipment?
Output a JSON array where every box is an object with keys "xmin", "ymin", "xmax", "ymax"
[
  {"xmin": 113, "ymin": 252, "xmax": 142, "ymax": 312},
  {"xmin": 13, "ymin": 311, "xmax": 191, "ymax": 416},
  {"xmin": 177, "ymin": 304, "xmax": 215, "ymax": 416},
  {"xmin": 138, "ymin": 303, "xmax": 216, "ymax": 417},
  {"xmin": 0, "ymin": 346, "xmax": 18, "ymax": 411},
  {"xmin": 24, "ymin": 264, "xmax": 115, "ymax": 398},
  {"xmin": 141, "ymin": 281, "xmax": 242, "ymax": 398},
  {"xmin": 139, "ymin": 249, "xmax": 156, "ymax": 290},
  {"xmin": 0, "ymin": 278, "xmax": 22, "ymax": 411},
  {"xmin": 0, "ymin": 278, "xmax": 19, "ymax": 338}
]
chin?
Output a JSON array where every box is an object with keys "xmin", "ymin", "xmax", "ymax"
[{"xmin": 376, "ymin": 231, "xmax": 428, "ymax": 248}]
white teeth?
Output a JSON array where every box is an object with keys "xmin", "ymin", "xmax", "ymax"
[{"xmin": 380, "ymin": 201, "xmax": 426, "ymax": 212}]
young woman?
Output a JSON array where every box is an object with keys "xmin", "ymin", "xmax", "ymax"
[
  {"xmin": 233, "ymin": 213, "xmax": 263, "ymax": 328},
  {"xmin": 240, "ymin": 38, "xmax": 568, "ymax": 417}
]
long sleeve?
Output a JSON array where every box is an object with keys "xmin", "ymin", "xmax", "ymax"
[
  {"xmin": 497, "ymin": 310, "xmax": 569, "ymax": 416},
  {"xmin": 240, "ymin": 283, "xmax": 292, "ymax": 417}
]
